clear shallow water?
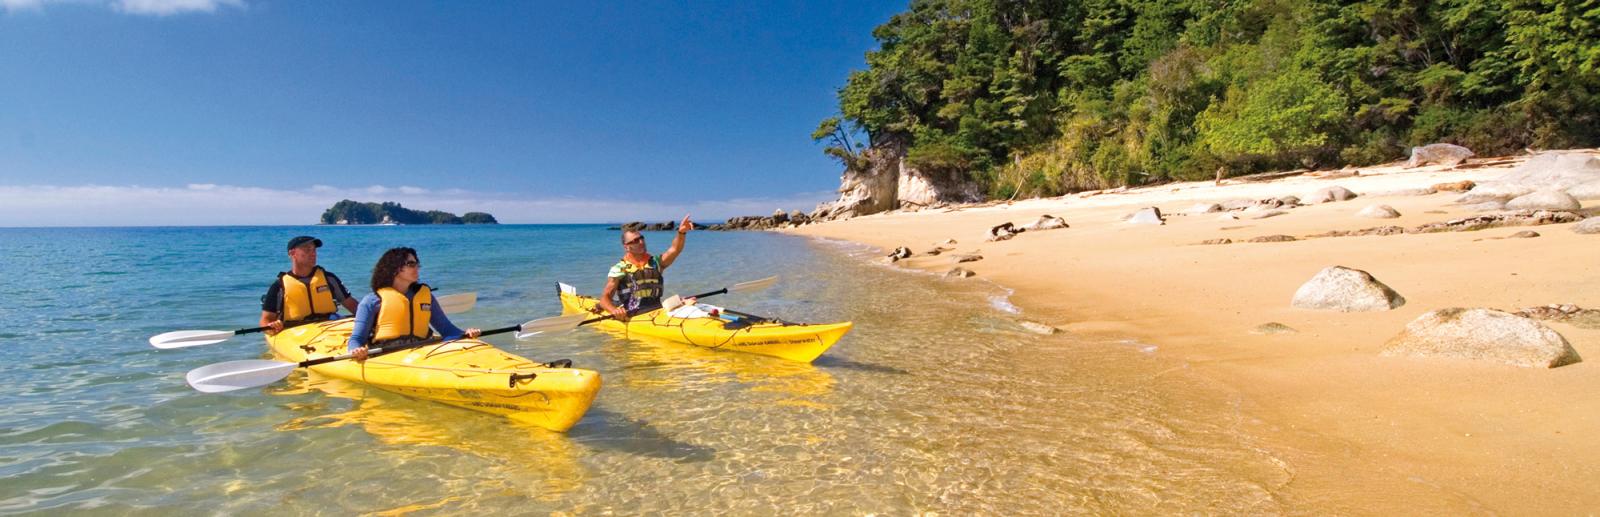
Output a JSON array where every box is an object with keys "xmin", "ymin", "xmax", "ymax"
[{"xmin": 0, "ymin": 225, "xmax": 1288, "ymax": 514}]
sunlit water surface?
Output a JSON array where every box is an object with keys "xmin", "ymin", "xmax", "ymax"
[{"xmin": 0, "ymin": 225, "xmax": 1288, "ymax": 514}]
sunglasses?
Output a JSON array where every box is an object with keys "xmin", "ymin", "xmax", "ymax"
[
  {"xmin": 404, "ymin": 260, "xmax": 420, "ymax": 268},
  {"xmin": 624, "ymin": 237, "xmax": 645, "ymax": 246}
]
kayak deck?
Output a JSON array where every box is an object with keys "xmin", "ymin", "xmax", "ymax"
[
  {"xmin": 266, "ymin": 319, "xmax": 600, "ymax": 432},
  {"xmin": 557, "ymin": 283, "xmax": 850, "ymax": 363}
]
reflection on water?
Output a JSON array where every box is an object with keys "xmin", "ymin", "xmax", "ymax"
[
  {"xmin": 269, "ymin": 372, "xmax": 586, "ymax": 506},
  {"xmin": 2, "ymin": 226, "xmax": 1294, "ymax": 514}
]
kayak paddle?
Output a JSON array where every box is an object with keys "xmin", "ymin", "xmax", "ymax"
[
  {"xmin": 149, "ymin": 291, "xmax": 478, "ymax": 349},
  {"xmin": 184, "ymin": 312, "xmax": 588, "ymax": 393},
  {"xmin": 577, "ymin": 275, "xmax": 779, "ymax": 326}
]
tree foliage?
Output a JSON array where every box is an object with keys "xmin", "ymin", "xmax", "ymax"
[{"xmin": 827, "ymin": 0, "xmax": 1600, "ymax": 196}]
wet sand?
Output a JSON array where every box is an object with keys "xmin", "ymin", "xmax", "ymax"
[{"xmin": 788, "ymin": 150, "xmax": 1600, "ymax": 513}]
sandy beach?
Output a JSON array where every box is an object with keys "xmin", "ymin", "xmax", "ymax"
[{"xmin": 789, "ymin": 150, "xmax": 1600, "ymax": 512}]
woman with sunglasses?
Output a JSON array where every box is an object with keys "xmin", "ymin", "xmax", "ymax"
[
  {"xmin": 597, "ymin": 214, "xmax": 693, "ymax": 321},
  {"xmin": 346, "ymin": 247, "xmax": 480, "ymax": 361}
]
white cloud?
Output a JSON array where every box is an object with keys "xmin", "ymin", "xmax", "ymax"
[
  {"xmin": 1, "ymin": 0, "xmax": 241, "ymax": 15},
  {"xmin": 0, "ymin": 183, "xmax": 838, "ymax": 227},
  {"xmin": 115, "ymin": 0, "xmax": 241, "ymax": 15},
  {"xmin": 0, "ymin": 0, "xmax": 45, "ymax": 12}
]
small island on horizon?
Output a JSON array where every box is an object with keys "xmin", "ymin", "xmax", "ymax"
[{"xmin": 319, "ymin": 199, "xmax": 498, "ymax": 225}]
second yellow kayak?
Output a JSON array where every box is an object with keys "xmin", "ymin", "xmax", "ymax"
[{"xmin": 558, "ymin": 282, "xmax": 851, "ymax": 363}]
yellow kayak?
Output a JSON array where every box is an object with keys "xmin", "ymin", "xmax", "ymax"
[
  {"xmin": 265, "ymin": 319, "xmax": 600, "ymax": 432},
  {"xmin": 558, "ymin": 283, "xmax": 851, "ymax": 363}
]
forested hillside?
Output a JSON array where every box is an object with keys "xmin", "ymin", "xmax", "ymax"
[{"xmin": 816, "ymin": 0, "xmax": 1599, "ymax": 198}]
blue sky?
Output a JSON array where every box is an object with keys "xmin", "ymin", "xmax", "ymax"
[{"xmin": 0, "ymin": 0, "xmax": 903, "ymax": 225}]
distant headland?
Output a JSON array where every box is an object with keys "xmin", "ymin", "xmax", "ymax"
[{"xmin": 319, "ymin": 199, "xmax": 498, "ymax": 225}]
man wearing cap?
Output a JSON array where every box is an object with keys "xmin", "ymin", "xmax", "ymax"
[{"xmin": 259, "ymin": 236, "xmax": 359, "ymax": 335}]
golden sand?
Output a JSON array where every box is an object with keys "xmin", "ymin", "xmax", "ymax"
[{"xmin": 789, "ymin": 151, "xmax": 1600, "ymax": 512}]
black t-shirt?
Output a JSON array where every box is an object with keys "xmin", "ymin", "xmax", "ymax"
[{"xmin": 261, "ymin": 270, "xmax": 353, "ymax": 313}]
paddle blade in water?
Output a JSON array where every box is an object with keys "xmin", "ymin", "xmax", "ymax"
[
  {"xmin": 729, "ymin": 276, "xmax": 778, "ymax": 293},
  {"xmin": 514, "ymin": 313, "xmax": 588, "ymax": 340},
  {"xmin": 185, "ymin": 359, "xmax": 297, "ymax": 393},
  {"xmin": 149, "ymin": 330, "xmax": 237, "ymax": 349}
]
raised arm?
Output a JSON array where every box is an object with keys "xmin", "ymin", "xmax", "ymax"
[{"xmin": 659, "ymin": 214, "xmax": 692, "ymax": 270}]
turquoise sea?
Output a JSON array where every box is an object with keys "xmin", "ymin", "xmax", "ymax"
[{"xmin": 0, "ymin": 225, "xmax": 1290, "ymax": 514}]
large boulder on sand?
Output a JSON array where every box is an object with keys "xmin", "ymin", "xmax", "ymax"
[
  {"xmin": 1381, "ymin": 308, "xmax": 1581, "ymax": 368},
  {"xmin": 1405, "ymin": 143, "xmax": 1475, "ymax": 168},
  {"xmin": 1572, "ymin": 218, "xmax": 1600, "ymax": 235},
  {"xmin": 1291, "ymin": 266, "xmax": 1405, "ymax": 311},
  {"xmin": 1505, "ymin": 189, "xmax": 1582, "ymax": 211}
]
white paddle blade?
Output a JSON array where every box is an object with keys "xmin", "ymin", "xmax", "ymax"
[
  {"xmin": 436, "ymin": 292, "xmax": 476, "ymax": 314},
  {"xmin": 514, "ymin": 313, "xmax": 588, "ymax": 340},
  {"xmin": 729, "ymin": 276, "xmax": 778, "ymax": 293},
  {"xmin": 661, "ymin": 295, "xmax": 686, "ymax": 311},
  {"xmin": 149, "ymin": 330, "xmax": 237, "ymax": 349},
  {"xmin": 186, "ymin": 359, "xmax": 298, "ymax": 393}
]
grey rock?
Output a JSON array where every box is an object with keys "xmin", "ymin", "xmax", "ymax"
[
  {"xmin": 1572, "ymin": 218, "xmax": 1600, "ymax": 235},
  {"xmin": 1198, "ymin": 238, "xmax": 1232, "ymax": 245},
  {"xmin": 1566, "ymin": 179, "xmax": 1600, "ymax": 200},
  {"xmin": 1304, "ymin": 186, "xmax": 1358, "ymax": 204},
  {"xmin": 1020, "ymin": 214, "xmax": 1069, "ymax": 231},
  {"xmin": 1405, "ymin": 143, "xmax": 1475, "ymax": 168},
  {"xmin": 1187, "ymin": 203, "xmax": 1223, "ymax": 215},
  {"xmin": 1508, "ymin": 230, "xmax": 1541, "ymax": 238},
  {"xmin": 1291, "ymin": 266, "xmax": 1405, "ymax": 311},
  {"xmin": 953, "ymin": 254, "xmax": 984, "ymax": 263},
  {"xmin": 887, "ymin": 246, "xmax": 911, "ymax": 260},
  {"xmin": 1506, "ymin": 190, "xmax": 1582, "ymax": 211},
  {"xmin": 1246, "ymin": 209, "xmax": 1288, "ymax": 219},
  {"xmin": 1020, "ymin": 321, "xmax": 1059, "ymax": 335},
  {"xmin": 986, "ymin": 222, "xmax": 1021, "ymax": 242},
  {"xmin": 1277, "ymin": 196, "xmax": 1302, "ymax": 206},
  {"xmin": 1356, "ymin": 204, "xmax": 1401, "ymax": 219},
  {"xmin": 943, "ymin": 267, "xmax": 975, "ymax": 279},
  {"xmin": 1248, "ymin": 235, "xmax": 1297, "ymax": 243},
  {"xmin": 1219, "ymin": 199, "xmax": 1257, "ymax": 211},
  {"xmin": 1381, "ymin": 308, "xmax": 1580, "ymax": 368},
  {"xmin": 1455, "ymin": 191, "xmax": 1514, "ymax": 205},
  {"xmin": 1464, "ymin": 201, "xmax": 1507, "ymax": 212},
  {"xmin": 1493, "ymin": 152, "xmax": 1600, "ymax": 193},
  {"xmin": 1369, "ymin": 187, "xmax": 1438, "ymax": 197},
  {"xmin": 1250, "ymin": 322, "xmax": 1299, "ymax": 335},
  {"xmin": 1126, "ymin": 207, "xmax": 1165, "ymax": 225}
]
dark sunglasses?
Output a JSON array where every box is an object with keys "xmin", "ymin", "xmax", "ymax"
[
  {"xmin": 624, "ymin": 236, "xmax": 645, "ymax": 246},
  {"xmin": 404, "ymin": 260, "xmax": 420, "ymax": 267}
]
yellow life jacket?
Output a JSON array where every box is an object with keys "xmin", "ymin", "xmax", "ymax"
[
  {"xmin": 280, "ymin": 267, "xmax": 337, "ymax": 323},
  {"xmin": 371, "ymin": 283, "xmax": 433, "ymax": 343}
]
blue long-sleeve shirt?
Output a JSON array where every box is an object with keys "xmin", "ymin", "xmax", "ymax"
[{"xmin": 346, "ymin": 291, "xmax": 467, "ymax": 351}]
